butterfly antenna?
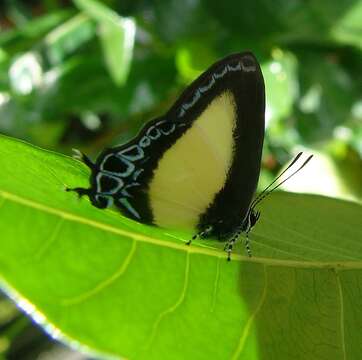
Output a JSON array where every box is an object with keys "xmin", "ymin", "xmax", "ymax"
[
  {"xmin": 251, "ymin": 153, "xmax": 313, "ymax": 210},
  {"xmin": 250, "ymin": 152, "xmax": 303, "ymax": 208}
]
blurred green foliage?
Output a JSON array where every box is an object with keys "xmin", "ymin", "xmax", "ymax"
[{"xmin": 0, "ymin": 0, "xmax": 361, "ymax": 358}]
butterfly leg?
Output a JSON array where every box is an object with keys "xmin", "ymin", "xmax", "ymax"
[
  {"xmin": 66, "ymin": 149, "xmax": 94, "ymax": 195},
  {"xmin": 186, "ymin": 225, "xmax": 213, "ymax": 246},
  {"xmin": 224, "ymin": 228, "xmax": 242, "ymax": 261},
  {"xmin": 244, "ymin": 232, "xmax": 252, "ymax": 257}
]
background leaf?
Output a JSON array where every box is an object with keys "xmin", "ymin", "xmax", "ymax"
[
  {"xmin": 0, "ymin": 135, "xmax": 361, "ymax": 359},
  {"xmin": 73, "ymin": 0, "xmax": 136, "ymax": 86}
]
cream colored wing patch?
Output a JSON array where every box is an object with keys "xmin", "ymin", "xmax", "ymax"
[{"xmin": 149, "ymin": 91, "xmax": 237, "ymax": 230}]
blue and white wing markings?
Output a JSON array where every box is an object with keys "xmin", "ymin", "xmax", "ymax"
[
  {"xmin": 177, "ymin": 60, "xmax": 254, "ymax": 119},
  {"xmin": 95, "ymin": 55, "xmax": 256, "ymax": 219},
  {"xmin": 95, "ymin": 118, "xmax": 181, "ymax": 217}
]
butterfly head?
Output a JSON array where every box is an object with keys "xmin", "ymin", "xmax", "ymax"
[
  {"xmin": 249, "ymin": 208, "xmax": 261, "ymax": 229},
  {"xmin": 66, "ymin": 149, "xmax": 114, "ymax": 209},
  {"xmin": 240, "ymin": 152, "xmax": 314, "ymax": 235},
  {"xmin": 242, "ymin": 206, "xmax": 261, "ymax": 234}
]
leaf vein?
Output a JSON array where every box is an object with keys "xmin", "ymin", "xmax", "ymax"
[
  {"xmin": 60, "ymin": 239, "xmax": 137, "ymax": 306},
  {"xmin": 145, "ymin": 251, "xmax": 190, "ymax": 350},
  {"xmin": 210, "ymin": 256, "xmax": 221, "ymax": 313},
  {"xmin": 1, "ymin": 190, "xmax": 362, "ymax": 269},
  {"xmin": 231, "ymin": 264, "xmax": 268, "ymax": 360},
  {"xmin": 335, "ymin": 270, "xmax": 347, "ymax": 360},
  {"xmin": 254, "ymin": 228, "xmax": 359, "ymax": 260},
  {"xmin": 34, "ymin": 217, "xmax": 65, "ymax": 261},
  {"xmin": 263, "ymin": 217, "xmax": 362, "ymax": 252}
]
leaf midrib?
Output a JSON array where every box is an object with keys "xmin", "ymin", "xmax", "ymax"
[{"xmin": 1, "ymin": 189, "xmax": 362, "ymax": 270}]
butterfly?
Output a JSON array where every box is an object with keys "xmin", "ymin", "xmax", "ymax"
[{"xmin": 66, "ymin": 51, "xmax": 311, "ymax": 260}]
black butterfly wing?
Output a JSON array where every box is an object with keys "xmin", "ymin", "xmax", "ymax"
[{"xmin": 91, "ymin": 52, "xmax": 265, "ymax": 237}]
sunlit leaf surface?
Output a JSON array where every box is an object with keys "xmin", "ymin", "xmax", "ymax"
[{"xmin": 0, "ymin": 135, "xmax": 361, "ymax": 359}]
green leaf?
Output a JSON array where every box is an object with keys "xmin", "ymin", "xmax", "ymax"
[
  {"xmin": 73, "ymin": 0, "xmax": 135, "ymax": 86},
  {"xmin": 0, "ymin": 135, "xmax": 362, "ymax": 359},
  {"xmin": 261, "ymin": 50, "xmax": 298, "ymax": 126},
  {"xmin": 43, "ymin": 13, "xmax": 96, "ymax": 65},
  {"xmin": 330, "ymin": 0, "xmax": 362, "ymax": 49},
  {"xmin": 295, "ymin": 51, "xmax": 359, "ymax": 143},
  {"xmin": 151, "ymin": 0, "xmax": 218, "ymax": 44},
  {"xmin": 203, "ymin": 0, "xmax": 362, "ymax": 47},
  {"xmin": 0, "ymin": 10, "xmax": 73, "ymax": 48},
  {"xmin": 38, "ymin": 53, "xmax": 176, "ymax": 119}
]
